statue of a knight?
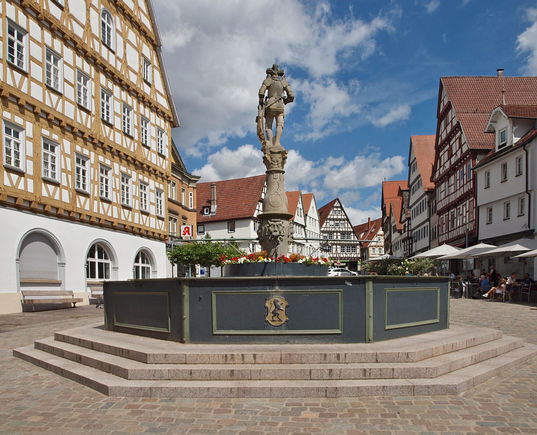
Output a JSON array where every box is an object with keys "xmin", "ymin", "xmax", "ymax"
[{"xmin": 257, "ymin": 64, "xmax": 294, "ymax": 149}]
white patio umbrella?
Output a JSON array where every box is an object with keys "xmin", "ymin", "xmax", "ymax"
[
  {"xmin": 438, "ymin": 243, "xmax": 496, "ymax": 260},
  {"xmin": 412, "ymin": 244, "xmax": 461, "ymax": 259},
  {"xmin": 514, "ymin": 248, "xmax": 537, "ymax": 258},
  {"xmin": 472, "ymin": 238, "xmax": 537, "ymax": 257}
]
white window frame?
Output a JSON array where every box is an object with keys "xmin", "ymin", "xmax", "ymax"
[
  {"xmin": 157, "ymin": 127, "xmax": 165, "ymax": 155},
  {"xmin": 143, "ymin": 57, "xmax": 152, "ymax": 84},
  {"xmin": 76, "ymin": 70, "xmax": 91, "ymax": 110},
  {"xmin": 86, "ymin": 243, "xmax": 111, "ymax": 280},
  {"xmin": 156, "ymin": 189, "xmax": 164, "ymax": 217},
  {"xmin": 120, "ymin": 173, "xmax": 131, "ymax": 207},
  {"xmin": 503, "ymin": 201, "xmax": 510, "ymax": 220},
  {"xmin": 484, "ymin": 170, "xmax": 490, "ymax": 189},
  {"xmin": 518, "ymin": 197, "xmax": 526, "ymax": 216},
  {"xmin": 133, "ymin": 251, "xmax": 151, "ymax": 279},
  {"xmin": 75, "ymin": 153, "xmax": 89, "ymax": 193},
  {"xmin": 45, "ymin": 47, "xmax": 63, "ymax": 92},
  {"xmin": 498, "ymin": 128, "xmax": 507, "ymax": 148},
  {"xmin": 42, "ymin": 139, "xmax": 60, "ymax": 182},
  {"xmin": 169, "ymin": 215, "xmax": 178, "ymax": 236},
  {"xmin": 99, "ymin": 164, "xmax": 111, "ymax": 200},
  {"xmin": 516, "ymin": 156, "xmax": 523, "ymax": 176},
  {"xmin": 139, "ymin": 182, "xmax": 149, "ymax": 212},
  {"xmin": 197, "ymin": 224, "xmax": 205, "ymax": 235},
  {"xmin": 101, "ymin": 8, "xmax": 114, "ymax": 50},
  {"xmin": 181, "ymin": 187, "xmax": 186, "ymax": 205},
  {"xmin": 100, "ymin": 88, "xmax": 112, "ymax": 124},
  {"xmin": 227, "ymin": 220, "xmax": 235, "ymax": 233},
  {"xmin": 122, "ymin": 103, "xmax": 133, "ymax": 136},
  {"xmin": 168, "ymin": 180, "xmax": 177, "ymax": 200},
  {"xmin": 486, "ymin": 207, "xmax": 492, "ymax": 224},
  {"xmin": 3, "ymin": 121, "xmax": 25, "ymax": 171},
  {"xmin": 7, "ymin": 19, "xmax": 27, "ymax": 71},
  {"xmin": 140, "ymin": 116, "xmax": 150, "ymax": 147},
  {"xmin": 189, "ymin": 191, "xmax": 194, "ymax": 209},
  {"xmin": 501, "ymin": 163, "xmax": 507, "ymax": 182}
]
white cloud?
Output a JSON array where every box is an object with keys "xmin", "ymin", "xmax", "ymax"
[
  {"xmin": 517, "ymin": 8, "xmax": 537, "ymax": 75},
  {"xmin": 194, "ymin": 145, "xmax": 405, "ymax": 216},
  {"xmin": 368, "ymin": 104, "xmax": 411, "ymax": 127},
  {"xmin": 345, "ymin": 206, "xmax": 382, "ymax": 227},
  {"xmin": 425, "ymin": 0, "xmax": 440, "ymax": 13},
  {"xmin": 153, "ymin": 0, "xmax": 393, "ymax": 154}
]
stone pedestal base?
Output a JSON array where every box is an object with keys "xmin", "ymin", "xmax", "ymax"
[{"xmin": 257, "ymin": 213, "xmax": 293, "ymax": 258}]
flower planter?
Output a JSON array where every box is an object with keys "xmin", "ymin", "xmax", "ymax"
[{"xmin": 223, "ymin": 263, "xmax": 328, "ymax": 277}]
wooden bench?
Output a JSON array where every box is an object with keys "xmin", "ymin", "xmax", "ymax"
[
  {"xmin": 89, "ymin": 285, "xmax": 104, "ymax": 308},
  {"xmin": 21, "ymin": 290, "xmax": 83, "ymax": 311}
]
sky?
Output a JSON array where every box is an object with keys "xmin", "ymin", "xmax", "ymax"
[{"xmin": 152, "ymin": 0, "xmax": 537, "ymax": 226}]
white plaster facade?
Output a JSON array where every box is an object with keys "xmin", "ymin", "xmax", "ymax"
[
  {"xmin": 304, "ymin": 195, "xmax": 321, "ymax": 257},
  {"xmin": 408, "ymin": 149, "xmax": 430, "ymax": 254}
]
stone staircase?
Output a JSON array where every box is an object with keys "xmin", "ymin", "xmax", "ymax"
[{"xmin": 13, "ymin": 323, "xmax": 537, "ymax": 398}]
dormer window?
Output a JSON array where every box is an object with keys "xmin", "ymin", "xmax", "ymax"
[{"xmin": 498, "ymin": 128, "xmax": 507, "ymax": 148}]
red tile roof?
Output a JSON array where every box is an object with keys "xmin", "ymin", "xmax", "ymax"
[
  {"xmin": 381, "ymin": 180, "xmax": 408, "ymax": 217},
  {"xmin": 410, "ymin": 135, "xmax": 435, "ymax": 190},
  {"xmin": 286, "ymin": 191, "xmax": 301, "ymax": 221},
  {"xmin": 318, "ymin": 198, "xmax": 338, "ymax": 227},
  {"xmin": 302, "ymin": 193, "xmax": 314, "ymax": 213},
  {"xmin": 441, "ymin": 76, "xmax": 537, "ymax": 150},
  {"xmin": 354, "ymin": 217, "xmax": 382, "ymax": 247},
  {"xmin": 197, "ymin": 174, "xmax": 265, "ymax": 223},
  {"xmin": 475, "ymin": 128, "xmax": 537, "ymax": 168},
  {"xmin": 500, "ymin": 104, "xmax": 537, "ymax": 119}
]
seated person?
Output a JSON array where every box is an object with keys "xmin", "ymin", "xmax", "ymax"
[
  {"xmin": 473, "ymin": 274, "xmax": 491, "ymax": 298},
  {"xmin": 455, "ymin": 274, "xmax": 468, "ymax": 298},
  {"xmin": 522, "ymin": 273, "xmax": 534, "ymax": 285},
  {"xmin": 507, "ymin": 272, "xmax": 519, "ymax": 301},
  {"xmin": 482, "ymin": 278, "xmax": 507, "ymax": 299}
]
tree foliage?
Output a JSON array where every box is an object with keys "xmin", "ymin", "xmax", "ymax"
[
  {"xmin": 167, "ymin": 236, "xmax": 242, "ymax": 271},
  {"xmin": 365, "ymin": 258, "xmax": 435, "ymax": 276}
]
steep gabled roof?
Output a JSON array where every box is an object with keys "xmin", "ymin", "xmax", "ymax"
[
  {"xmin": 353, "ymin": 217, "xmax": 382, "ymax": 247},
  {"xmin": 410, "ymin": 135, "xmax": 435, "ymax": 191},
  {"xmin": 302, "ymin": 193, "xmax": 314, "ymax": 213},
  {"xmin": 197, "ymin": 175, "xmax": 265, "ymax": 223},
  {"xmin": 500, "ymin": 104, "xmax": 537, "ymax": 119},
  {"xmin": 318, "ymin": 198, "xmax": 338, "ymax": 227},
  {"xmin": 381, "ymin": 180, "xmax": 408, "ymax": 217},
  {"xmin": 286, "ymin": 191, "xmax": 301, "ymax": 220},
  {"xmin": 440, "ymin": 76, "xmax": 537, "ymax": 151}
]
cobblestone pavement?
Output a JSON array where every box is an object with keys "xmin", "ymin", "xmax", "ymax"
[{"xmin": 1, "ymin": 300, "xmax": 537, "ymax": 434}]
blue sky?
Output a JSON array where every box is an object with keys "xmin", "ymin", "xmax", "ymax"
[{"xmin": 153, "ymin": 0, "xmax": 537, "ymax": 225}]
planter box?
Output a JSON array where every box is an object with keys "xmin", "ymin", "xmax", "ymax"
[{"xmin": 223, "ymin": 263, "xmax": 328, "ymax": 277}]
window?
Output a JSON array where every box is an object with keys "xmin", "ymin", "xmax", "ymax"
[
  {"xmin": 143, "ymin": 57, "xmax": 152, "ymax": 84},
  {"xmin": 181, "ymin": 187, "xmax": 186, "ymax": 205},
  {"xmin": 168, "ymin": 180, "xmax": 177, "ymax": 200},
  {"xmin": 498, "ymin": 128, "xmax": 507, "ymax": 148},
  {"xmin": 484, "ymin": 170, "xmax": 490, "ymax": 188},
  {"xmin": 120, "ymin": 173, "xmax": 131, "ymax": 206},
  {"xmin": 189, "ymin": 191, "xmax": 194, "ymax": 209},
  {"xmin": 42, "ymin": 139, "xmax": 59, "ymax": 181},
  {"xmin": 3, "ymin": 121, "xmax": 24, "ymax": 170},
  {"xmin": 467, "ymin": 162, "xmax": 472, "ymax": 181},
  {"xmin": 7, "ymin": 20, "xmax": 26, "ymax": 70},
  {"xmin": 99, "ymin": 165, "xmax": 111, "ymax": 200},
  {"xmin": 101, "ymin": 8, "xmax": 114, "ymax": 49},
  {"xmin": 75, "ymin": 154, "xmax": 89, "ymax": 192},
  {"xmin": 486, "ymin": 207, "xmax": 492, "ymax": 224},
  {"xmin": 501, "ymin": 163, "xmax": 507, "ymax": 182},
  {"xmin": 169, "ymin": 216, "xmax": 178, "ymax": 235},
  {"xmin": 100, "ymin": 88, "xmax": 112, "ymax": 124},
  {"xmin": 518, "ymin": 197, "xmax": 526, "ymax": 216},
  {"xmin": 45, "ymin": 47, "xmax": 62, "ymax": 92},
  {"xmin": 122, "ymin": 104, "xmax": 132, "ymax": 136},
  {"xmin": 516, "ymin": 156, "xmax": 523, "ymax": 176},
  {"xmin": 76, "ymin": 70, "xmax": 91, "ymax": 110},
  {"xmin": 140, "ymin": 116, "xmax": 150, "ymax": 147},
  {"xmin": 139, "ymin": 182, "xmax": 148, "ymax": 212},
  {"xmin": 504, "ymin": 201, "xmax": 510, "ymax": 220},
  {"xmin": 157, "ymin": 128, "xmax": 165, "ymax": 155},
  {"xmin": 197, "ymin": 224, "xmax": 205, "ymax": 235},
  {"xmin": 227, "ymin": 220, "xmax": 235, "ymax": 233},
  {"xmin": 86, "ymin": 243, "xmax": 111, "ymax": 280},
  {"xmin": 133, "ymin": 251, "xmax": 151, "ymax": 279},
  {"xmin": 156, "ymin": 189, "xmax": 164, "ymax": 217}
]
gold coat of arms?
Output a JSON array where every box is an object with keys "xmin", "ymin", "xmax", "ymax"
[{"xmin": 265, "ymin": 296, "xmax": 288, "ymax": 327}]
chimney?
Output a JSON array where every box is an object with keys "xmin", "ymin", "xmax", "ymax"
[
  {"xmin": 210, "ymin": 183, "xmax": 217, "ymax": 213},
  {"xmin": 497, "ymin": 68, "xmax": 504, "ymax": 78},
  {"xmin": 368, "ymin": 217, "xmax": 371, "ymax": 229}
]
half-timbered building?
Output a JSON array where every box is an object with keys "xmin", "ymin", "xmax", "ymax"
[
  {"xmin": 432, "ymin": 70, "xmax": 537, "ymax": 248},
  {"xmin": 0, "ymin": 0, "xmax": 179, "ymax": 313},
  {"xmin": 381, "ymin": 180, "xmax": 407, "ymax": 256}
]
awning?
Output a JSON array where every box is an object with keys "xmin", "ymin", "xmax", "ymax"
[{"xmin": 411, "ymin": 244, "xmax": 461, "ymax": 259}]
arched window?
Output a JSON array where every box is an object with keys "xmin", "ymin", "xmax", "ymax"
[
  {"xmin": 86, "ymin": 243, "xmax": 111, "ymax": 280},
  {"xmin": 133, "ymin": 251, "xmax": 151, "ymax": 279},
  {"xmin": 101, "ymin": 9, "xmax": 113, "ymax": 49}
]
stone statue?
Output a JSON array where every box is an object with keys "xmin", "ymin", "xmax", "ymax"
[
  {"xmin": 257, "ymin": 64, "xmax": 294, "ymax": 149},
  {"xmin": 256, "ymin": 64, "xmax": 295, "ymax": 258}
]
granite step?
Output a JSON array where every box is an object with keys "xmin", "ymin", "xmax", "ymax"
[
  {"xmin": 52, "ymin": 323, "xmax": 502, "ymax": 364},
  {"xmin": 33, "ymin": 335, "xmax": 524, "ymax": 381},
  {"xmin": 13, "ymin": 343, "xmax": 537, "ymax": 397}
]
